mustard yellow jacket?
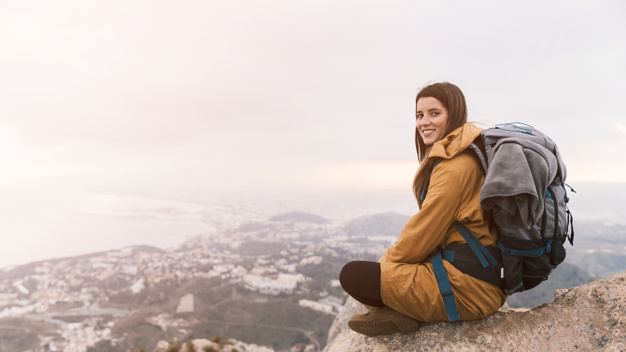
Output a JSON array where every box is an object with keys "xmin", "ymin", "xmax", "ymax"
[{"xmin": 380, "ymin": 123, "xmax": 507, "ymax": 322}]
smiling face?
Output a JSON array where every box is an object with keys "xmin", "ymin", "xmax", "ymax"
[{"xmin": 416, "ymin": 96, "xmax": 449, "ymax": 146}]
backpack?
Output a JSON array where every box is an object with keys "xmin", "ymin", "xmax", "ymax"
[{"xmin": 427, "ymin": 122, "xmax": 575, "ymax": 322}]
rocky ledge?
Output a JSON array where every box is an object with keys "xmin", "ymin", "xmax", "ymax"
[{"xmin": 325, "ymin": 271, "xmax": 626, "ymax": 352}]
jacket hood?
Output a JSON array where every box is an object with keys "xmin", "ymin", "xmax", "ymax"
[{"xmin": 429, "ymin": 122, "xmax": 483, "ymax": 160}]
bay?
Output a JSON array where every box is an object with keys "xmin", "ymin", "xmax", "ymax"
[{"xmin": 1, "ymin": 192, "xmax": 215, "ymax": 269}]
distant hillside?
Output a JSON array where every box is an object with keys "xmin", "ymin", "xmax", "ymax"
[
  {"xmin": 269, "ymin": 211, "xmax": 329, "ymax": 224},
  {"xmin": 505, "ymin": 262, "xmax": 595, "ymax": 308},
  {"xmin": 343, "ymin": 212, "xmax": 410, "ymax": 238},
  {"xmin": 568, "ymin": 251, "xmax": 626, "ymax": 279},
  {"xmin": 235, "ymin": 221, "xmax": 276, "ymax": 233},
  {"xmin": 563, "ymin": 220, "xmax": 626, "ymax": 278},
  {"xmin": 236, "ymin": 241, "xmax": 288, "ymax": 257},
  {"xmin": 0, "ymin": 245, "xmax": 165, "ymax": 280}
]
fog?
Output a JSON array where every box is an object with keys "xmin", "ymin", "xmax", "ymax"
[{"xmin": 1, "ymin": 0, "xmax": 625, "ymax": 268}]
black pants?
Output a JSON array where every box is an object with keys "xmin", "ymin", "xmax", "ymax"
[{"xmin": 339, "ymin": 261, "xmax": 385, "ymax": 307}]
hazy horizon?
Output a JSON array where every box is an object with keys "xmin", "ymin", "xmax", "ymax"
[{"xmin": 2, "ymin": 1, "xmax": 625, "ymax": 268}]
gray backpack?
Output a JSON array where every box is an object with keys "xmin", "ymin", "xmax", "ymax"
[{"xmin": 468, "ymin": 122, "xmax": 575, "ymax": 295}]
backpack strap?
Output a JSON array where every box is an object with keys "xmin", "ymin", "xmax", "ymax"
[
  {"xmin": 432, "ymin": 221, "xmax": 505, "ymax": 321},
  {"xmin": 420, "ymin": 159, "xmax": 442, "ymax": 201},
  {"xmin": 431, "ymin": 249, "xmax": 461, "ymax": 321},
  {"xmin": 454, "ymin": 222, "xmax": 499, "ymax": 267},
  {"xmin": 467, "ymin": 142, "xmax": 488, "ymax": 174},
  {"xmin": 443, "ymin": 243, "xmax": 504, "ymax": 289},
  {"xmin": 562, "ymin": 183, "xmax": 576, "ymax": 245}
]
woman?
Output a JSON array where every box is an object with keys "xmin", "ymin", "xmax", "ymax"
[{"xmin": 339, "ymin": 82, "xmax": 507, "ymax": 337}]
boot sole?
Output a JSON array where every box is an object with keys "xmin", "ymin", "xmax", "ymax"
[{"xmin": 348, "ymin": 315, "xmax": 420, "ymax": 337}]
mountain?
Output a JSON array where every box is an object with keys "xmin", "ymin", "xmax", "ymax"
[
  {"xmin": 564, "ymin": 220, "xmax": 626, "ymax": 279},
  {"xmin": 343, "ymin": 212, "xmax": 410, "ymax": 238},
  {"xmin": 269, "ymin": 212, "xmax": 330, "ymax": 224}
]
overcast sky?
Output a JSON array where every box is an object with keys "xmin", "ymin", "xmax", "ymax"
[
  {"xmin": 1, "ymin": 0, "xmax": 625, "ymax": 197},
  {"xmin": 1, "ymin": 0, "xmax": 626, "ymax": 268}
]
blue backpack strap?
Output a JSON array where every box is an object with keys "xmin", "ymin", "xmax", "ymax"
[
  {"xmin": 441, "ymin": 249, "xmax": 456, "ymax": 262},
  {"xmin": 431, "ymin": 249, "xmax": 461, "ymax": 322},
  {"xmin": 420, "ymin": 159, "xmax": 442, "ymax": 201},
  {"xmin": 498, "ymin": 241, "xmax": 552, "ymax": 257},
  {"xmin": 453, "ymin": 222, "xmax": 499, "ymax": 267},
  {"xmin": 432, "ymin": 221, "xmax": 506, "ymax": 321}
]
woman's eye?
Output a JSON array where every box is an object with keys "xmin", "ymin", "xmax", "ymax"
[
  {"xmin": 432, "ymin": 112, "xmax": 439, "ymax": 116},
  {"xmin": 416, "ymin": 114, "xmax": 423, "ymax": 119}
]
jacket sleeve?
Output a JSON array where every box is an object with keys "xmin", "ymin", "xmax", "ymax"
[{"xmin": 380, "ymin": 158, "xmax": 467, "ymax": 264}]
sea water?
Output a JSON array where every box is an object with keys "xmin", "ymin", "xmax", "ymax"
[{"xmin": 0, "ymin": 191, "xmax": 216, "ymax": 269}]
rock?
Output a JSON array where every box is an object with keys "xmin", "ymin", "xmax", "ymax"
[
  {"xmin": 324, "ymin": 271, "xmax": 626, "ymax": 352},
  {"xmin": 154, "ymin": 338, "xmax": 275, "ymax": 352},
  {"xmin": 154, "ymin": 340, "xmax": 170, "ymax": 352},
  {"xmin": 326, "ymin": 294, "xmax": 369, "ymax": 345},
  {"xmin": 180, "ymin": 339, "xmax": 220, "ymax": 352}
]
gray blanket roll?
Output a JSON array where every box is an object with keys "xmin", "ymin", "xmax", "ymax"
[{"xmin": 480, "ymin": 137, "xmax": 558, "ymax": 230}]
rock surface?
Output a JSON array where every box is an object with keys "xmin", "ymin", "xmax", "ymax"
[
  {"xmin": 153, "ymin": 338, "xmax": 275, "ymax": 352},
  {"xmin": 325, "ymin": 271, "xmax": 626, "ymax": 352}
]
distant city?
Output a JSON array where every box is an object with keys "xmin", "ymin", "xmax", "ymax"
[
  {"xmin": 1, "ymin": 186, "xmax": 625, "ymax": 351},
  {"xmin": 0, "ymin": 202, "xmax": 397, "ymax": 351}
]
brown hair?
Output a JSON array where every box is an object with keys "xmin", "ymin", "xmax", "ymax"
[{"xmin": 412, "ymin": 82, "xmax": 468, "ymax": 204}]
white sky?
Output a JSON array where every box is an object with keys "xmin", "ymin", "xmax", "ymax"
[
  {"xmin": 1, "ymin": 0, "xmax": 626, "ymax": 268},
  {"xmin": 1, "ymin": 0, "xmax": 625, "ymax": 196}
]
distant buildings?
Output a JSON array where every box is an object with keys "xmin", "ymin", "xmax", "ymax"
[
  {"xmin": 0, "ymin": 208, "xmax": 378, "ymax": 351},
  {"xmin": 298, "ymin": 299, "xmax": 335, "ymax": 315},
  {"xmin": 243, "ymin": 273, "xmax": 307, "ymax": 295}
]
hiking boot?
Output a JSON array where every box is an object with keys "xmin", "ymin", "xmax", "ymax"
[{"xmin": 348, "ymin": 306, "xmax": 420, "ymax": 337}]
